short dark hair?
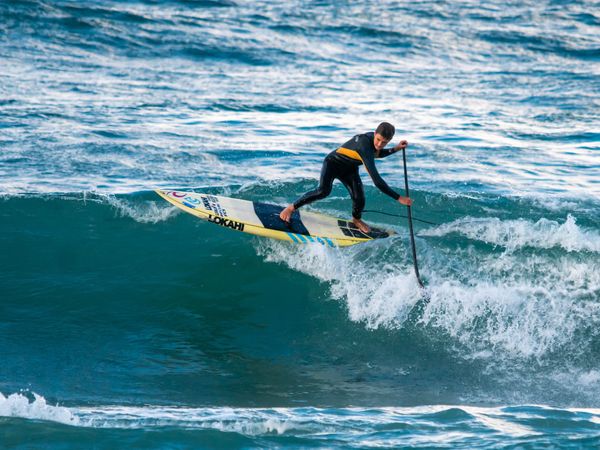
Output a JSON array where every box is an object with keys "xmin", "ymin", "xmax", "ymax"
[{"xmin": 375, "ymin": 122, "xmax": 395, "ymax": 140}]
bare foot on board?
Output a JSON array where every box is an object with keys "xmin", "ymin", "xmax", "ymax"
[
  {"xmin": 352, "ymin": 217, "xmax": 371, "ymax": 234},
  {"xmin": 279, "ymin": 204, "xmax": 295, "ymax": 223}
]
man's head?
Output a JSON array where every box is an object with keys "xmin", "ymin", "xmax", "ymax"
[{"xmin": 374, "ymin": 122, "xmax": 395, "ymax": 151}]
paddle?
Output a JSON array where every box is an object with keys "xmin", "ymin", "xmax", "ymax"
[{"xmin": 401, "ymin": 147, "xmax": 425, "ymax": 289}]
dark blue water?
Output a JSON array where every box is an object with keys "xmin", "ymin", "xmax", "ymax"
[{"xmin": 1, "ymin": 0, "xmax": 599, "ymax": 447}]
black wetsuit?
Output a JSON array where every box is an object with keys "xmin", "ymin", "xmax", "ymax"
[{"xmin": 293, "ymin": 132, "xmax": 401, "ymax": 219}]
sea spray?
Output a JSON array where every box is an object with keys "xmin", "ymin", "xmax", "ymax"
[
  {"xmin": 257, "ymin": 237, "xmax": 423, "ymax": 329},
  {"xmin": 257, "ymin": 216, "xmax": 600, "ymax": 361},
  {"xmin": 420, "ymin": 215, "xmax": 600, "ymax": 253}
]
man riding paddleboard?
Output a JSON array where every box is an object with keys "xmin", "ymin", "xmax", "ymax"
[{"xmin": 279, "ymin": 122, "xmax": 412, "ymax": 233}]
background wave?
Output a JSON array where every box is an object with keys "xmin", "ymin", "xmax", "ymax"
[
  {"xmin": 3, "ymin": 391, "xmax": 600, "ymax": 448},
  {"xmin": 1, "ymin": 0, "xmax": 598, "ymax": 196}
]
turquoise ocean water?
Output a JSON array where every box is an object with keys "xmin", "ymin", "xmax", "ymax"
[{"xmin": 1, "ymin": 0, "xmax": 599, "ymax": 448}]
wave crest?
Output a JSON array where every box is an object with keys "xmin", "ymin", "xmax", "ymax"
[{"xmin": 420, "ymin": 214, "xmax": 600, "ymax": 253}]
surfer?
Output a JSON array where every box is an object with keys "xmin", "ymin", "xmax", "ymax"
[{"xmin": 279, "ymin": 122, "xmax": 412, "ymax": 233}]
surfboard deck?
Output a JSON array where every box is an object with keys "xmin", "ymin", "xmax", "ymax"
[{"xmin": 155, "ymin": 190, "xmax": 394, "ymax": 247}]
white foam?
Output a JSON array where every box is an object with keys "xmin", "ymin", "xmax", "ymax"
[
  {"xmin": 0, "ymin": 392, "xmax": 78, "ymax": 426},
  {"xmin": 8, "ymin": 392, "xmax": 588, "ymax": 442},
  {"xmin": 463, "ymin": 406, "xmax": 538, "ymax": 437},
  {"xmin": 103, "ymin": 195, "xmax": 181, "ymax": 224},
  {"xmin": 76, "ymin": 406, "xmax": 298, "ymax": 435},
  {"xmin": 420, "ymin": 250, "xmax": 600, "ymax": 359},
  {"xmin": 420, "ymin": 215, "xmax": 600, "ymax": 253},
  {"xmin": 256, "ymin": 219, "xmax": 600, "ymax": 360},
  {"xmin": 257, "ymin": 238, "xmax": 423, "ymax": 329}
]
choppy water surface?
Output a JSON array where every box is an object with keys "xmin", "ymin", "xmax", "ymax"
[{"xmin": 1, "ymin": 0, "xmax": 599, "ymax": 447}]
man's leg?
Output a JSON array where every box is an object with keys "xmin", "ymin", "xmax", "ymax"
[
  {"xmin": 280, "ymin": 157, "xmax": 336, "ymax": 223},
  {"xmin": 339, "ymin": 170, "xmax": 369, "ymax": 233}
]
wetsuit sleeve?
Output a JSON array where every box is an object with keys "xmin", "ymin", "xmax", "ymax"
[
  {"xmin": 357, "ymin": 136, "xmax": 401, "ymax": 200},
  {"xmin": 376, "ymin": 147, "xmax": 398, "ymax": 158}
]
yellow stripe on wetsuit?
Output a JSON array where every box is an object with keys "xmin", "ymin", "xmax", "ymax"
[{"xmin": 336, "ymin": 147, "xmax": 363, "ymax": 161}]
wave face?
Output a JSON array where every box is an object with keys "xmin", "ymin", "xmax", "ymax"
[
  {"xmin": 0, "ymin": 191, "xmax": 599, "ymax": 450},
  {"xmin": 1, "ymin": 0, "xmax": 599, "ymax": 446},
  {"xmin": 1, "ymin": 192, "xmax": 599, "ymax": 407}
]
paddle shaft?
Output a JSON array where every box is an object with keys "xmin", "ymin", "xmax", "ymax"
[{"xmin": 402, "ymin": 148, "xmax": 425, "ymax": 288}]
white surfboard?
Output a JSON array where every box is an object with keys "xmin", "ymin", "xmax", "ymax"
[{"xmin": 156, "ymin": 190, "xmax": 394, "ymax": 247}]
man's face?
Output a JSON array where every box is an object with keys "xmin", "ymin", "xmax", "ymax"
[{"xmin": 373, "ymin": 133, "xmax": 391, "ymax": 151}]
